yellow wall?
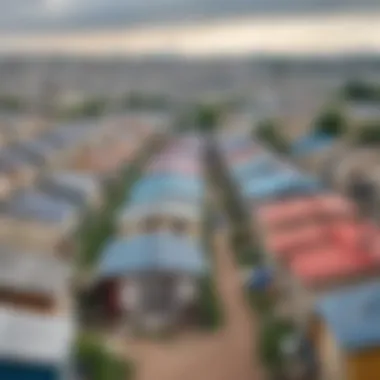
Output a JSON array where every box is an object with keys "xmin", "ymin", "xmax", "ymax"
[{"xmin": 347, "ymin": 349, "xmax": 380, "ymax": 380}]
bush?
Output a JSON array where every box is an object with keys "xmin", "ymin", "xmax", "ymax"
[
  {"xmin": 75, "ymin": 334, "xmax": 134, "ymax": 380},
  {"xmin": 258, "ymin": 316, "xmax": 295, "ymax": 375},
  {"xmin": 342, "ymin": 81, "xmax": 380, "ymax": 102},
  {"xmin": 255, "ymin": 120, "xmax": 289, "ymax": 154},
  {"xmin": 312, "ymin": 109, "xmax": 347, "ymax": 137},
  {"xmin": 354, "ymin": 122, "xmax": 380, "ymax": 145},
  {"xmin": 198, "ymin": 276, "xmax": 223, "ymax": 330}
]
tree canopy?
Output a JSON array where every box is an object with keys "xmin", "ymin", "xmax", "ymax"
[{"xmin": 312, "ymin": 108, "xmax": 347, "ymax": 137}]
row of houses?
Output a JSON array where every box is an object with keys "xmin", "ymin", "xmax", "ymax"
[
  {"xmin": 95, "ymin": 133, "xmax": 208, "ymax": 334},
  {"xmin": 218, "ymin": 132, "xmax": 380, "ymax": 380},
  {"xmin": 0, "ymin": 113, "xmax": 163, "ymax": 379}
]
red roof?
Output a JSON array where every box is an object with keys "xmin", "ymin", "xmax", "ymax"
[
  {"xmin": 290, "ymin": 222, "xmax": 380, "ymax": 286},
  {"xmin": 290, "ymin": 245, "xmax": 377, "ymax": 287}
]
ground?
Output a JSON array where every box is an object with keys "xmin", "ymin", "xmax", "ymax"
[{"xmin": 107, "ymin": 231, "xmax": 264, "ymax": 380}]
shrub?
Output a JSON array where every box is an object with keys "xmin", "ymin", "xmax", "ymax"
[
  {"xmin": 258, "ymin": 316, "xmax": 295, "ymax": 375},
  {"xmin": 312, "ymin": 109, "xmax": 347, "ymax": 137},
  {"xmin": 354, "ymin": 122, "xmax": 380, "ymax": 145},
  {"xmin": 75, "ymin": 334, "xmax": 134, "ymax": 380},
  {"xmin": 342, "ymin": 81, "xmax": 380, "ymax": 102},
  {"xmin": 255, "ymin": 120, "xmax": 289, "ymax": 154},
  {"xmin": 198, "ymin": 276, "xmax": 223, "ymax": 330}
]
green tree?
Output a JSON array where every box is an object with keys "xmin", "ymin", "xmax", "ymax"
[
  {"xmin": 194, "ymin": 103, "xmax": 223, "ymax": 135},
  {"xmin": 342, "ymin": 80, "xmax": 380, "ymax": 101},
  {"xmin": 354, "ymin": 122, "xmax": 380, "ymax": 145},
  {"xmin": 255, "ymin": 120, "xmax": 289, "ymax": 154},
  {"xmin": 313, "ymin": 108, "xmax": 347, "ymax": 137}
]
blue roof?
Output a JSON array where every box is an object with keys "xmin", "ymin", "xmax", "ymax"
[
  {"xmin": 233, "ymin": 158, "xmax": 287, "ymax": 181},
  {"xmin": 98, "ymin": 233, "xmax": 207, "ymax": 278},
  {"xmin": 4, "ymin": 190, "xmax": 76, "ymax": 223},
  {"xmin": 130, "ymin": 176, "xmax": 203, "ymax": 203},
  {"xmin": 243, "ymin": 173, "xmax": 321, "ymax": 200},
  {"xmin": 292, "ymin": 133, "xmax": 335, "ymax": 156},
  {"xmin": 316, "ymin": 281, "xmax": 380, "ymax": 351}
]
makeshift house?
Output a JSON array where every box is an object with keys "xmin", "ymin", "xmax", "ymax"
[
  {"xmin": 0, "ymin": 190, "xmax": 78, "ymax": 257},
  {"xmin": 39, "ymin": 171, "xmax": 102, "ymax": 210},
  {"xmin": 291, "ymin": 132, "xmax": 336, "ymax": 173},
  {"xmin": 129, "ymin": 175, "xmax": 204, "ymax": 205},
  {"xmin": 0, "ymin": 149, "xmax": 39, "ymax": 190},
  {"xmin": 0, "ymin": 245, "xmax": 71, "ymax": 313},
  {"xmin": 97, "ymin": 233, "xmax": 206, "ymax": 332},
  {"xmin": 313, "ymin": 281, "xmax": 380, "ymax": 380},
  {"xmin": 0, "ymin": 307, "xmax": 75, "ymax": 380},
  {"xmin": 118, "ymin": 200, "xmax": 201, "ymax": 238}
]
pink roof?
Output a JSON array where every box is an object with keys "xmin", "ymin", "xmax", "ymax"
[
  {"xmin": 290, "ymin": 246, "xmax": 377, "ymax": 287},
  {"xmin": 257, "ymin": 194, "xmax": 355, "ymax": 228},
  {"xmin": 266, "ymin": 224, "xmax": 329, "ymax": 260}
]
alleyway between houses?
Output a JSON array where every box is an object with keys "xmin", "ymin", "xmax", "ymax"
[{"xmin": 119, "ymin": 228, "xmax": 264, "ymax": 380}]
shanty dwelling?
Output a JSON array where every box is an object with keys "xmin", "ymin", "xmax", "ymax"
[
  {"xmin": 290, "ymin": 132, "xmax": 336, "ymax": 175},
  {"xmin": 0, "ymin": 114, "xmax": 41, "ymax": 143},
  {"xmin": 0, "ymin": 149, "xmax": 39, "ymax": 191},
  {"xmin": 129, "ymin": 175, "xmax": 204, "ymax": 206},
  {"xmin": 38, "ymin": 171, "xmax": 103, "ymax": 211},
  {"xmin": 312, "ymin": 281, "xmax": 380, "ymax": 380},
  {"xmin": 252, "ymin": 193, "xmax": 358, "ymax": 319},
  {"xmin": 0, "ymin": 245, "xmax": 71, "ymax": 313},
  {"xmin": 96, "ymin": 233, "xmax": 206, "ymax": 334},
  {"xmin": 0, "ymin": 190, "xmax": 79, "ymax": 259},
  {"xmin": 345, "ymin": 100, "xmax": 380, "ymax": 130},
  {"xmin": 285, "ymin": 223, "xmax": 380, "ymax": 328},
  {"xmin": 0, "ymin": 306, "xmax": 75, "ymax": 380},
  {"xmin": 118, "ymin": 200, "xmax": 202, "ymax": 239}
]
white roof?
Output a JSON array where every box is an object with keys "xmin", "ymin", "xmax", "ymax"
[
  {"xmin": 0, "ymin": 245, "xmax": 71, "ymax": 296},
  {"xmin": 47, "ymin": 171, "xmax": 99, "ymax": 195},
  {"xmin": 0, "ymin": 307, "xmax": 75, "ymax": 365},
  {"xmin": 119, "ymin": 200, "xmax": 200, "ymax": 224}
]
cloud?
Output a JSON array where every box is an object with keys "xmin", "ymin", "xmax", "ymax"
[{"xmin": 0, "ymin": 0, "xmax": 380, "ymax": 33}]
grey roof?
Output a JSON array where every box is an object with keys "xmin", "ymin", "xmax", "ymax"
[
  {"xmin": 0, "ymin": 307, "xmax": 75, "ymax": 365},
  {"xmin": 0, "ymin": 245, "xmax": 71, "ymax": 296}
]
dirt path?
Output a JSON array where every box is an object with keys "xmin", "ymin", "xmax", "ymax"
[{"xmin": 118, "ymin": 231, "xmax": 264, "ymax": 380}]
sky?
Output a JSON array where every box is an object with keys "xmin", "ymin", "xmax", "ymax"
[
  {"xmin": 1, "ymin": 0, "xmax": 380, "ymax": 33},
  {"xmin": 1, "ymin": 0, "xmax": 380, "ymax": 55}
]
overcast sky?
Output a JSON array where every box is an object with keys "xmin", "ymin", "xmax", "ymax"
[{"xmin": 1, "ymin": 0, "xmax": 380, "ymax": 33}]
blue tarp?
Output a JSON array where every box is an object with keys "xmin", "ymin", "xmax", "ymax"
[{"xmin": 247, "ymin": 267, "xmax": 274, "ymax": 291}]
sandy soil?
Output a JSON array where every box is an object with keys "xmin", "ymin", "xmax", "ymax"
[{"xmin": 113, "ymin": 231, "xmax": 264, "ymax": 380}]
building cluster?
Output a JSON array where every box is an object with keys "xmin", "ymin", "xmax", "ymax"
[
  {"xmin": 0, "ymin": 112, "xmax": 161, "ymax": 378},
  {"xmin": 96, "ymin": 134, "xmax": 208, "ymax": 334},
  {"xmin": 218, "ymin": 131, "xmax": 380, "ymax": 380}
]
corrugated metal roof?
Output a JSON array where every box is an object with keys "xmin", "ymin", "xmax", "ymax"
[
  {"xmin": 98, "ymin": 232, "xmax": 206, "ymax": 278},
  {"xmin": 0, "ymin": 245, "xmax": 70, "ymax": 296},
  {"xmin": 4, "ymin": 190, "xmax": 77, "ymax": 224},
  {"xmin": 291, "ymin": 133, "xmax": 335, "ymax": 156},
  {"xmin": 316, "ymin": 281, "xmax": 380, "ymax": 351},
  {"xmin": 119, "ymin": 200, "xmax": 201, "ymax": 223},
  {"xmin": 0, "ymin": 307, "xmax": 74, "ymax": 364},
  {"xmin": 130, "ymin": 176, "xmax": 203, "ymax": 203}
]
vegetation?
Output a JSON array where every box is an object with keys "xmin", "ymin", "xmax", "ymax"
[
  {"xmin": 75, "ymin": 333, "xmax": 134, "ymax": 380},
  {"xmin": 0, "ymin": 95, "xmax": 25, "ymax": 112},
  {"xmin": 254, "ymin": 120, "xmax": 289, "ymax": 154},
  {"xmin": 258, "ymin": 316, "xmax": 296, "ymax": 376},
  {"xmin": 342, "ymin": 80, "xmax": 380, "ymax": 102},
  {"xmin": 312, "ymin": 108, "xmax": 347, "ymax": 137},
  {"xmin": 122, "ymin": 92, "xmax": 172, "ymax": 110},
  {"xmin": 353, "ymin": 122, "xmax": 380, "ymax": 145},
  {"xmin": 59, "ymin": 97, "xmax": 108, "ymax": 119}
]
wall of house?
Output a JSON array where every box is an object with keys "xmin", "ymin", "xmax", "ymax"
[
  {"xmin": 346, "ymin": 349, "xmax": 380, "ymax": 380},
  {"xmin": 316, "ymin": 323, "xmax": 346, "ymax": 380}
]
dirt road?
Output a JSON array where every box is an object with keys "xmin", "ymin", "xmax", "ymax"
[{"xmin": 121, "ymin": 231, "xmax": 264, "ymax": 380}]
